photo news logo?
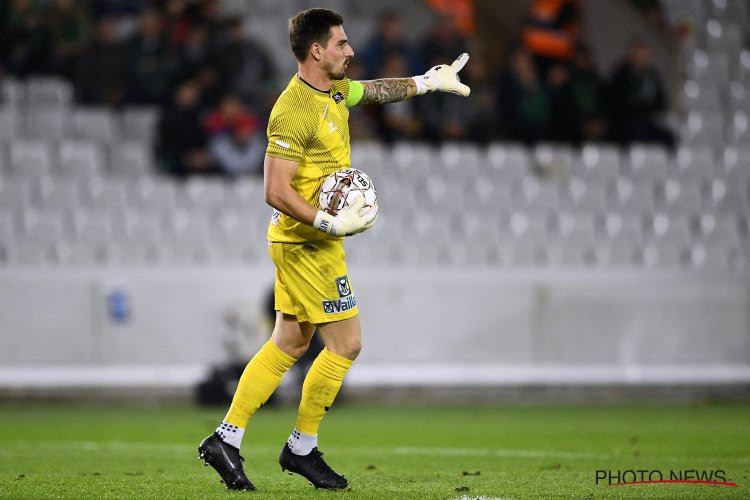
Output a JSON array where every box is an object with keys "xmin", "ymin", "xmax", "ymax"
[{"xmin": 595, "ymin": 469, "xmax": 738, "ymax": 487}]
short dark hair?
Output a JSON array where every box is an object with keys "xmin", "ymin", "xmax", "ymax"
[{"xmin": 288, "ymin": 8, "xmax": 344, "ymax": 62}]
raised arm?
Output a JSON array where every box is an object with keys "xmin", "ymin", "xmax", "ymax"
[
  {"xmin": 355, "ymin": 53, "xmax": 472, "ymax": 106},
  {"xmin": 359, "ymin": 79, "xmax": 418, "ymax": 105}
]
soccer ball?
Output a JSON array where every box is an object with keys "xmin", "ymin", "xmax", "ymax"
[{"xmin": 319, "ymin": 168, "xmax": 377, "ymax": 215}]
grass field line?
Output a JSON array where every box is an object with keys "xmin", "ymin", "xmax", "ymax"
[{"xmin": 3, "ymin": 440, "xmax": 749, "ymax": 465}]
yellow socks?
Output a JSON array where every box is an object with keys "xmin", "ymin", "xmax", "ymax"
[
  {"xmin": 288, "ymin": 348, "xmax": 353, "ymax": 455},
  {"xmin": 217, "ymin": 340, "xmax": 295, "ymax": 448}
]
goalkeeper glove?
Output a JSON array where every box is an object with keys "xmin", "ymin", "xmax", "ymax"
[
  {"xmin": 412, "ymin": 53, "xmax": 471, "ymax": 97},
  {"xmin": 313, "ymin": 196, "xmax": 379, "ymax": 237}
]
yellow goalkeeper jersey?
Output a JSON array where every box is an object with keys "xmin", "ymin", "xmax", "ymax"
[{"xmin": 265, "ymin": 75, "xmax": 363, "ymax": 243}]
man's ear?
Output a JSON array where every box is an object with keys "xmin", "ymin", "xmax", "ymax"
[{"xmin": 310, "ymin": 42, "xmax": 322, "ymax": 62}]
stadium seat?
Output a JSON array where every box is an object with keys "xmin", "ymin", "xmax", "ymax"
[
  {"xmin": 514, "ymin": 176, "xmax": 560, "ymax": 212},
  {"xmin": 726, "ymin": 110, "xmax": 750, "ymax": 144},
  {"xmin": 485, "ymin": 143, "xmax": 531, "ymax": 178},
  {"xmin": 574, "ymin": 143, "xmax": 621, "ymax": 179},
  {"xmin": 657, "ymin": 178, "xmax": 703, "ymax": 213},
  {"xmin": 1, "ymin": 78, "xmax": 24, "ymax": 105},
  {"xmin": 704, "ymin": 179, "xmax": 750, "ymax": 212},
  {"xmin": 121, "ymin": 106, "xmax": 160, "ymax": 143},
  {"xmin": 562, "ymin": 177, "xmax": 608, "ymax": 213},
  {"xmin": 9, "ymin": 140, "xmax": 53, "ymax": 177},
  {"xmin": 36, "ymin": 176, "xmax": 81, "ymax": 210},
  {"xmin": 627, "ymin": 144, "xmax": 669, "ymax": 179},
  {"xmin": 465, "ymin": 174, "xmax": 513, "ymax": 211},
  {"xmin": 109, "ymin": 140, "xmax": 151, "ymax": 177},
  {"xmin": 25, "ymin": 77, "xmax": 73, "ymax": 106},
  {"xmin": 119, "ymin": 212, "xmax": 163, "ymax": 244},
  {"xmin": 670, "ymin": 145, "xmax": 715, "ymax": 180},
  {"xmin": 57, "ymin": 140, "xmax": 104, "ymax": 178},
  {"xmin": 534, "ymin": 143, "xmax": 574, "ymax": 177},
  {"xmin": 0, "ymin": 211, "xmax": 15, "ymax": 243},
  {"xmin": 4, "ymin": 241, "xmax": 49, "ymax": 266},
  {"xmin": 705, "ymin": 20, "xmax": 744, "ymax": 56},
  {"xmin": 50, "ymin": 240, "xmax": 102, "ymax": 266},
  {"xmin": 224, "ymin": 177, "xmax": 264, "ymax": 209},
  {"xmin": 181, "ymin": 178, "xmax": 227, "ymax": 210},
  {"xmin": 350, "ymin": 140, "xmax": 386, "ymax": 177},
  {"xmin": 681, "ymin": 110, "xmax": 724, "ymax": 145},
  {"xmin": 438, "ymin": 142, "xmax": 482, "ymax": 178},
  {"xmin": 166, "ymin": 209, "xmax": 212, "ymax": 244},
  {"xmin": 608, "ymin": 177, "xmax": 656, "ymax": 213},
  {"xmin": 727, "ymin": 81, "xmax": 750, "ymax": 112},
  {"xmin": 72, "ymin": 107, "xmax": 119, "ymax": 143},
  {"xmin": 0, "ymin": 177, "xmax": 32, "ymax": 209},
  {"xmin": 648, "ymin": 212, "xmax": 693, "ymax": 247},
  {"xmin": 698, "ymin": 213, "xmax": 742, "ymax": 247},
  {"xmin": 81, "ymin": 177, "xmax": 130, "ymax": 210},
  {"xmin": 20, "ymin": 208, "xmax": 67, "ymax": 244},
  {"xmin": 642, "ymin": 242, "xmax": 685, "ymax": 268},
  {"xmin": 71, "ymin": 210, "xmax": 114, "ymax": 244},
  {"xmin": 683, "ymin": 79, "xmax": 722, "ymax": 111},
  {"xmin": 721, "ymin": 145, "xmax": 750, "ymax": 183},
  {"xmin": 24, "ymin": 107, "xmax": 69, "ymax": 140},
  {"xmin": 0, "ymin": 107, "xmax": 20, "ymax": 140},
  {"xmin": 130, "ymin": 178, "xmax": 177, "ymax": 211},
  {"xmin": 391, "ymin": 142, "xmax": 434, "ymax": 180}
]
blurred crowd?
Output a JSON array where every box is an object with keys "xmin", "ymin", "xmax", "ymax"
[{"xmin": 1, "ymin": 0, "xmax": 675, "ymax": 179}]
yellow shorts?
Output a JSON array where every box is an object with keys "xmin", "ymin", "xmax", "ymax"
[{"xmin": 268, "ymin": 239, "xmax": 358, "ymax": 324}]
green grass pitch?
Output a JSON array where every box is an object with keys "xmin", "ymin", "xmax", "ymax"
[{"xmin": 0, "ymin": 402, "xmax": 748, "ymax": 499}]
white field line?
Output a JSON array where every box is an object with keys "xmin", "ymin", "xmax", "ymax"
[{"xmin": 2, "ymin": 441, "xmax": 749, "ymax": 464}]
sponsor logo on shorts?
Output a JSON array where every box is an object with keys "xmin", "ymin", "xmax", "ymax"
[
  {"xmin": 322, "ymin": 295, "xmax": 357, "ymax": 314},
  {"xmin": 336, "ymin": 275, "xmax": 351, "ymax": 297},
  {"xmin": 271, "ymin": 210, "xmax": 280, "ymax": 225}
]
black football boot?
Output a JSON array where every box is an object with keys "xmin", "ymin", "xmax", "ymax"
[
  {"xmin": 279, "ymin": 443, "xmax": 348, "ymax": 489},
  {"xmin": 198, "ymin": 433, "xmax": 256, "ymax": 491}
]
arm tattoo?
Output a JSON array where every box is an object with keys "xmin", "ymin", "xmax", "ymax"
[{"xmin": 359, "ymin": 78, "xmax": 416, "ymax": 105}]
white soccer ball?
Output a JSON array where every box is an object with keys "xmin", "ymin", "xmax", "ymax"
[{"xmin": 319, "ymin": 168, "xmax": 377, "ymax": 215}]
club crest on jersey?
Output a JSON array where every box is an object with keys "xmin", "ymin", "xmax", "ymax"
[
  {"xmin": 336, "ymin": 275, "xmax": 351, "ymax": 297},
  {"xmin": 332, "ymin": 92, "xmax": 344, "ymax": 104}
]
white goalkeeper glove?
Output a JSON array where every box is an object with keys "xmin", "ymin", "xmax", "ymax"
[
  {"xmin": 412, "ymin": 53, "xmax": 471, "ymax": 97},
  {"xmin": 313, "ymin": 196, "xmax": 379, "ymax": 237}
]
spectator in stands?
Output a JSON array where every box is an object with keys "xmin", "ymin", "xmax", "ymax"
[
  {"xmin": 498, "ymin": 46, "xmax": 552, "ymax": 144},
  {"xmin": 609, "ymin": 39, "xmax": 674, "ymax": 149},
  {"xmin": 419, "ymin": 15, "xmax": 470, "ymax": 69},
  {"xmin": 521, "ymin": 0, "xmax": 580, "ymax": 80},
  {"xmin": 209, "ymin": 115, "xmax": 265, "ymax": 176},
  {"xmin": 1, "ymin": 0, "xmax": 49, "ymax": 77},
  {"xmin": 158, "ymin": 80, "xmax": 214, "ymax": 176},
  {"xmin": 342, "ymin": 59, "xmax": 377, "ymax": 140},
  {"xmin": 163, "ymin": 0, "xmax": 193, "ymax": 48},
  {"xmin": 567, "ymin": 44, "xmax": 608, "ymax": 142},
  {"xmin": 74, "ymin": 16, "xmax": 127, "ymax": 106},
  {"xmin": 372, "ymin": 51, "xmax": 424, "ymax": 143},
  {"xmin": 419, "ymin": 55, "xmax": 500, "ymax": 143},
  {"xmin": 546, "ymin": 62, "xmax": 580, "ymax": 143},
  {"xmin": 177, "ymin": 24, "xmax": 216, "ymax": 82},
  {"xmin": 125, "ymin": 7, "xmax": 179, "ymax": 105},
  {"xmin": 216, "ymin": 17, "xmax": 274, "ymax": 111},
  {"xmin": 44, "ymin": 0, "xmax": 91, "ymax": 80},
  {"xmin": 361, "ymin": 10, "xmax": 420, "ymax": 80},
  {"xmin": 203, "ymin": 93, "xmax": 259, "ymax": 137}
]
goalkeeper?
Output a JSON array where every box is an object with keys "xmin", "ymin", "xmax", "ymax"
[{"xmin": 198, "ymin": 8, "xmax": 470, "ymax": 492}]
